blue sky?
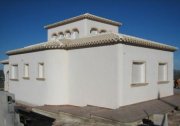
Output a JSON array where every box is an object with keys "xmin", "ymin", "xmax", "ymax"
[{"xmin": 0, "ymin": 0, "xmax": 179, "ymax": 69}]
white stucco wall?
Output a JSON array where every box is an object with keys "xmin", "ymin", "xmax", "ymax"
[
  {"xmin": 8, "ymin": 45, "xmax": 124, "ymax": 108},
  {"xmin": 8, "ymin": 50, "xmax": 69, "ymax": 105},
  {"xmin": 47, "ymin": 19, "xmax": 119, "ymax": 40},
  {"xmin": 85, "ymin": 19, "xmax": 119, "ymax": 36},
  {"xmin": 121, "ymin": 45, "xmax": 174, "ymax": 106},
  {"xmin": 7, "ymin": 44, "xmax": 174, "ymax": 109},
  {"xmin": 48, "ymin": 20, "xmax": 87, "ymax": 40},
  {"xmin": 67, "ymin": 45, "xmax": 124, "ymax": 108}
]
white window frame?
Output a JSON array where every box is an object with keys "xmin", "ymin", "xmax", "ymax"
[
  {"xmin": 23, "ymin": 63, "xmax": 29, "ymax": 79},
  {"xmin": 100, "ymin": 29, "xmax": 106, "ymax": 34},
  {"xmin": 64, "ymin": 31, "xmax": 71, "ymax": 39},
  {"xmin": 58, "ymin": 32, "xmax": 64, "ymax": 40},
  {"xmin": 71, "ymin": 30, "xmax": 79, "ymax": 39},
  {"xmin": 51, "ymin": 33, "xmax": 57, "ymax": 41},
  {"xmin": 90, "ymin": 28, "xmax": 98, "ymax": 35},
  {"xmin": 131, "ymin": 61, "xmax": 147, "ymax": 87},
  {"xmin": 37, "ymin": 63, "xmax": 45, "ymax": 80},
  {"xmin": 158, "ymin": 62, "xmax": 168, "ymax": 84},
  {"xmin": 10, "ymin": 64, "xmax": 18, "ymax": 81}
]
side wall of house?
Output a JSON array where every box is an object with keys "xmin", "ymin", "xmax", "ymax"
[
  {"xmin": 47, "ymin": 19, "xmax": 119, "ymax": 40},
  {"xmin": 122, "ymin": 45, "xmax": 174, "ymax": 106},
  {"xmin": 3, "ymin": 64, "xmax": 9, "ymax": 91},
  {"xmin": 67, "ymin": 44, "xmax": 124, "ymax": 108},
  {"xmin": 8, "ymin": 50, "xmax": 69, "ymax": 106}
]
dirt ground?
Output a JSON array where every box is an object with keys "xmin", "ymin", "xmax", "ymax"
[
  {"xmin": 168, "ymin": 110, "xmax": 180, "ymax": 126},
  {"xmin": 168, "ymin": 89, "xmax": 180, "ymax": 126}
]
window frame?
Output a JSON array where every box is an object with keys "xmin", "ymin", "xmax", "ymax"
[
  {"xmin": 99, "ymin": 29, "xmax": 107, "ymax": 34},
  {"xmin": 131, "ymin": 60, "xmax": 148, "ymax": 87},
  {"xmin": 51, "ymin": 33, "xmax": 58, "ymax": 41},
  {"xmin": 158, "ymin": 62, "xmax": 169, "ymax": 84},
  {"xmin": 10, "ymin": 64, "xmax": 19, "ymax": 81},
  {"xmin": 71, "ymin": 28, "xmax": 79, "ymax": 39},
  {"xmin": 58, "ymin": 32, "xmax": 64, "ymax": 40},
  {"xmin": 23, "ymin": 63, "xmax": 30, "ymax": 79},
  {"xmin": 36, "ymin": 62, "xmax": 45, "ymax": 80},
  {"xmin": 90, "ymin": 28, "xmax": 98, "ymax": 35},
  {"xmin": 64, "ymin": 30, "xmax": 71, "ymax": 38}
]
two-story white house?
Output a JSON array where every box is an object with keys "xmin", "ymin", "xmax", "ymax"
[{"xmin": 1, "ymin": 13, "xmax": 177, "ymax": 109}]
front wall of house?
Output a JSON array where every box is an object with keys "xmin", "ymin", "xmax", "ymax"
[
  {"xmin": 67, "ymin": 44, "xmax": 124, "ymax": 108},
  {"xmin": 8, "ymin": 50, "xmax": 69, "ymax": 105},
  {"xmin": 122, "ymin": 45, "xmax": 174, "ymax": 106}
]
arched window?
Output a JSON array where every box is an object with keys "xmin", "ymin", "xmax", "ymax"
[
  {"xmin": 58, "ymin": 32, "xmax": 64, "ymax": 40},
  {"xmin": 51, "ymin": 33, "xmax": 57, "ymax": 41},
  {"xmin": 100, "ymin": 29, "xmax": 106, "ymax": 34},
  {"xmin": 64, "ymin": 30, "xmax": 71, "ymax": 39},
  {"xmin": 90, "ymin": 28, "xmax": 98, "ymax": 35},
  {"xmin": 71, "ymin": 29, "xmax": 79, "ymax": 39}
]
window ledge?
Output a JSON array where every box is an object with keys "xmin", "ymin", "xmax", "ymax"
[
  {"xmin": 131, "ymin": 83, "xmax": 148, "ymax": 87},
  {"xmin": 158, "ymin": 81, "xmax": 169, "ymax": 84},
  {"xmin": 36, "ymin": 78, "xmax": 45, "ymax": 81},
  {"xmin": 23, "ymin": 77, "xmax": 30, "ymax": 80},
  {"xmin": 10, "ymin": 78, "xmax": 19, "ymax": 81}
]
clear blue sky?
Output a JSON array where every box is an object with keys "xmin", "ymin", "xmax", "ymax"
[{"xmin": 0, "ymin": 0, "xmax": 179, "ymax": 69}]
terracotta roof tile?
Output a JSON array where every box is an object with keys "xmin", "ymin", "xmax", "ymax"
[{"xmin": 6, "ymin": 33, "xmax": 177, "ymax": 55}]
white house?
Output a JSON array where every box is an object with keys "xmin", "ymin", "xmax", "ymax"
[{"xmin": 0, "ymin": 13, "xmax": 177, "ymax": 109}]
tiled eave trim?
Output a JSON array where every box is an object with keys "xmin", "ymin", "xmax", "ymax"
[
  {"xmin": 121, "ymin": 35, "xmax": 177, "ymax": 52},
  {"xmin": 44, "ymin": 13, "xmax": 121, "ymax": 29},
  {"xmin": 0, "ymin": 59, "xmax": 9, "ymax": 64},
  {"xmin": 6, "ymin": 33, "xmax": 177, "ymax": 55},
  {"xmin": 6, "ymin": 39, "xmax": 120, "ymax": 55}
]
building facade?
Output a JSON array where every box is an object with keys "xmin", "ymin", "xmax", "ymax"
[{"xmin": 0, "ymin": 13, "xmax": 177, "ymax": 109}]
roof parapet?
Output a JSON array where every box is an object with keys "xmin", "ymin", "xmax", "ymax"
[{"xmin": 44, "ymin": 13, "xmax": 122, "ymax": 29}]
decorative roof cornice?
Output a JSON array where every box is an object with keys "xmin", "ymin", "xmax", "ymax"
[
  {"xmin": 6, "ymin": 33, "xmax": 177, "ymax": 55},
  {"xmin": 119, "ymin": 34, "xmax": 177, "ymax": 52},
  {"xmin": 44, "ymin": 13, "xmax": 121, "ymax": 29},
  {"xmin": 0, "ymin": 59, "xmax": 9, "ymax": 64}
]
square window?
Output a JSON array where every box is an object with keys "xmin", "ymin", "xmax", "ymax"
[
  {"xmin": 158, "ymin": 63, "xmax": 168, "ymax": 82},
  {"xmin": 11, "ymin": 64, "xmax": 18, "ymax": 80},
  {"xmin": 132, "ymin": 62, "xmax": 146, "ymax": 84}
]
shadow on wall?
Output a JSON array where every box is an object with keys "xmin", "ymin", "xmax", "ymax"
[{"xmin": 0, "ymin": 70, "xmax": 4, "ymax": 89}]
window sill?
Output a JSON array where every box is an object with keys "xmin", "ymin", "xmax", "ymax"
[
  {"xmin": 131, "ymin": 83, "xmax": 148, "ymax": 87},
  {"xmin": 36, "ymin": 78, "xmax": 45, "ymax": 81},
  {"xmin": 158, "ymin": 81, "xmax": 169, "ymax": 84},
  {"xmin": 10, "ymin": 78, "xmax": 19, "ymax": 81},
  {"xmin": 23, "ymin": 77, "xmax": 30, "ymax": 80}
]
